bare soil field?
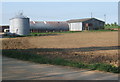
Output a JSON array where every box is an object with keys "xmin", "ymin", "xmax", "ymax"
[{"xmin": 2, "ymin": 31, "xmax": 119, "ymax": 66}]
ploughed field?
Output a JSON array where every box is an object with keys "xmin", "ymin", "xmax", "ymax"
[{"xmin": 2, "ymin": 31, "xmax": 119, "ymax": 67}]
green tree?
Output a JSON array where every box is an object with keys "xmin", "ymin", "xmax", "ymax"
[
  {"xmin": 111, "ymin": 23, "xmax": 114, "ymax": 26},
  {"xmin": 106, "ymin": 23, "xmax": 110, "ymax": 26},
  {"xmin": 114, "ymin": 22, "xmax": 117, "ymax": 26}
]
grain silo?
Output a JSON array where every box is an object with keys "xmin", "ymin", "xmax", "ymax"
[{"xmin": 10, "ymin": 13, "xmax": 30, "ymax": 35}]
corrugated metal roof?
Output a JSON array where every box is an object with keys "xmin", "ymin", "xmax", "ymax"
[
  {"xmin": 67, "ymin": 18, "xmax": 104, "ymax": 23},
  {"xmin": 30, "ymin": 21, "xmax": 69, "ymax": 29},
  {"xmin": 30, "ymin": 21, "xmax": 68, "ymax": 24},
  {"xmin": 67, "ymin": 18, "xmax": 92, "ymax": 23}
]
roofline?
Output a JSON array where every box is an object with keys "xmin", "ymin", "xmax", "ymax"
[
  {"xmin": 10, "ymin": 17, "xmax": 29, "ymax": 20},
  {"xmin": 30, "ymin": 21, "xmax": 67, "ymax": 22},
  {"xmin": 67, "ymin": 18, "xmax": 92, "ymax": 23},
  {"xmin": 67, "ymin": 18, "xmax": 105, "ymax": 23}
]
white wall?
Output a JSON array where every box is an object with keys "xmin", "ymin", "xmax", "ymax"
[{"xmin": 69, "ymin": 22, "xmax": 82, "ymax": 31}]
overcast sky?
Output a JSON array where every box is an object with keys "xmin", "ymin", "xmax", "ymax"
[{"xmin": 1, "ymin": 2, "xmax": 118, "ymax": 25}]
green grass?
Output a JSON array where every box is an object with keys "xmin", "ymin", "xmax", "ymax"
[
  {"xmin": 3, "ymin": 28, "xmax": 118, "ymax": 38},
  {"xmin": 2, "ymin": 50, "xmax": 120, "ymax": 73},
  {"xmin": 31, "ymin": 29, "xmax": 117, "ymax": 35},
  {"xmin": 3, "ymin": 31, "xmax": 82, "ymax": 38},
  {"xmin": 30, "ymin": 31, "xmax": 82, "ymax": 35},
  {"xmin": 105, "ymin": 26, "xmax": 119, "ymax": 28},
  {"xmin": 88, "ymin": 29, "xmax": 117, "ymax": 32}
]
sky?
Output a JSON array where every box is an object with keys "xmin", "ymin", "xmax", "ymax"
[
  {"xmin": 1, "ymin": 2, "xmax": 119, "ymax": 25},
  {"xmin": 1, "ymin": 0, "xmax": 119, "ymax": 2}
]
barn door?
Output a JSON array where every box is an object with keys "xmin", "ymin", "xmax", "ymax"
[
  {"xmin": 85, "ymin": 23, "xmax": 89, "ymax": 30},
  {"xmin": 85, "ymin": 23, "xmax": 93, "ymax": 30}
]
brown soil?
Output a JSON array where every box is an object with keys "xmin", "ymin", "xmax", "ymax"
[{"xmin": 1, "ymin": 31, "xmax": 119, "ymax": 66}]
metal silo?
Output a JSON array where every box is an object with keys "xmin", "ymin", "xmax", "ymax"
[{"xmin": 10, "ymin": 13, "xmax": 30, "ymax": 35}]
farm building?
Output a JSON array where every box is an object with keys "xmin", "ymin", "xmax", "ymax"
[
  {"xmin": 67, "ymin": 18, "xmax": 105, "ymax": 31},
  {"xmin": 30, "ymin": 21, "xmax": 69, "ymax": 32},
  {"xmin": 0, "ymin": 25, "xmax": 9, "ymax": 32},
  {"xmin": 2, "ymin": 17, "xmax": 105, "ymax": 35}
]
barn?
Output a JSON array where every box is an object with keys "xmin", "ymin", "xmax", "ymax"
[
  {"xmin": 67, "ymin": 18, "xmax": 105, "ymax": 31},
  {"xmin": 30, "ymin": 21, "xmax": 69, "ymax": 32}
]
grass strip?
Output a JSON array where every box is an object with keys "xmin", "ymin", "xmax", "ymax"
[
  {"xmin": 105, "ymin": 26, "xmax": 120, "ymax": 28},
  {"xmin": 30, "ymin": 31, "xmax": 82, "ymax": 35},
  {"xmin": 2, "ymin": 50, "xmax": 120, "ymax": 73},
  {"xmin": 3, "ymin": 30, "xmax": 117, "ymax": 38},
  {"xmin": 30, "ymin": 30, "xmax": 117, "ymax": 35}
]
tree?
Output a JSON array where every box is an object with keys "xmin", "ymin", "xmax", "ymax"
[
  {"xmin": 114, "ymin": 22, "xmax": 117, "ymax": 26},
  {"xmin": 111, "ymin": 23, "xmax": 114, "ymax": 26},
  {"xmin": 106, "ymin": 23, "xmax": 110, "ymax": 26}
]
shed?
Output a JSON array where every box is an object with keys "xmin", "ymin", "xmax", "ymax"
[
  {"xmin": 0, "ymin": 25, "xmax": 9, "ymax": 32},
  {"xmin": 67, "ymin": 18, "xmax": 105, "ymax": 31},
  {"xmin": 30, "ymin": 21, "xmax": 69, "ymax": 32}
]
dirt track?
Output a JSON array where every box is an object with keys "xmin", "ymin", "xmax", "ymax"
[{"xmin": 2, "ymin": 31, "xmax": 119, "ymax": 66}]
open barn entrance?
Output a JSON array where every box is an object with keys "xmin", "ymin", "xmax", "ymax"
[{"xmin": 84, "ymin": 23, "xmax": 93, "ymax": 30}]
